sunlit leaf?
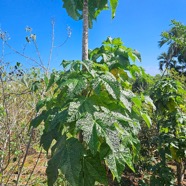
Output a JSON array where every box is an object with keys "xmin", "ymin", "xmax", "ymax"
[
  {"xmin": 110, "ymin": 0, "xmax": 118, "ymax": 18},
  {"xmin": 141, "ymin": 112, "xmax": 152, "ymax": 128}
]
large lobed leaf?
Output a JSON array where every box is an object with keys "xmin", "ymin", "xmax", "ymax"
[
  {"xmin": 47, "ymin": 136, "xmax": 83, "ymax": 186},
  {"xmin": 62, "ymin": 0, "xmax": 118, "ymax": 28},
  {"xmin": 106, "ymin": 146, "xmax": 135, "ymax": 181},
  {"xmin": 82, "ymin": 153, "xmax": 108, "ymax": 185},
  {"xmin": 62, "ymin": 0, "xmax": 82, "ymax": 20}
]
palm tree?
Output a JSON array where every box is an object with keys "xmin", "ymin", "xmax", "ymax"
[
  {"xmin": 158, "ymin": 52, "xmax": 177, "ymax": 72},
  {"xmin": 158, "ymin": 20, "xmax": 186, "ymax": 74}
]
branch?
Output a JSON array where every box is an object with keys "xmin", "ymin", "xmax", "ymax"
[
  {"xmin": 47, "ymin": 19, "xmax": 55, "ymax": 74},
  {"xmin": 5, "ymin": 42, "xmax": 47, "ymax": 72}
]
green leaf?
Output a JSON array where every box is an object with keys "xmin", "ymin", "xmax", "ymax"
[
  {"xmin": 110, "ymin": 0, "xmax": 118, "ymax": 18},
  {"xmin": 128, "ymin": 51, "xmax": 136, "ymax": 62},
  {"xmin": 106, "ymin": 147, "xmax": 134, "ymax": 181},
  {"xmin": 59, "ymin": 77, "xmax": 87, "ymax": 98},
  {"xmin": 100, "ymin": 72, "xmax": 120, "ymax": 100},
  {"xmin": 128, "ymin": 65, "xmax": 141, "ymax": 78},
  {"xmin": 106, "ymin": 151, "xmax": 125, "ymax": 181},
  {"xmin": 36, "ymin": 100, "xmax": 45, "ymax": 112},
  {"xmin": 141, "ymin": 112, "xmax": 152, "ymax": 128},
  {"xmin": 103, "ymin": 36, "xmax": 113, "ymax": 44},
  {"xmin": 78, "ymin": 111, "xmax": 121, "ymax": 155},
  {"xmin": 67, "ymin": 101, "xmax": 82, "ymax": 122},
  {"xmin": 132, "ymin": 96, "xmax": 142, "ymax": 109},
  {"xmin": 40, "ymin": 129, "xmax": 61, "ymax": 152},
  {"xmin": 48, "ymin": 109, "xmax": 68, "ymax": 131},
  {"xmin": 62, "ymin": 59, "xmax": 72, "ymax": 69},
  {"xmin": 83, "ymin": 154, "xmax": 108, "ymax": 186},
  {"xmin": 112, "ymin": 37, "xmax": 123, "ymax": 46},
  {"xmin": 132, "ymin": 49, "xmax": 141, "ymax": 62},
  {"xmin": 44, "ymin": 74, "xmax": 49, "ymax": 86},
  {"xmin": 67, "ymin": 97, "xmax": 97, "ymax": 123},
  {"xmin": 96, "ymin": 0, "xmax": 108, "ymax": 10},
  {"xmin": 99, "ymin": 142, "xmax": 111, "ymax": 160},
  {"xmin": 97, "ymin": 120, "xmax": 120, "ymax": 152},
  {"xmin": 31, "ymin": 81, "xmax": 40, "ymax": 92},
  {"xmin": 93, "ymin": 63, "xmax": 109, "ymax": 71},
  {"xmin": 88, "ymin": 123, "xmax": 99, "ymax": 155},
  {"xmin": 62, "ymin": 0, "xmax": 82, "ymax": 21},
  {"xmin": 47, "ymin": 72, "xmax": 56, "ymax": 91},
  {"xmin": 144, "ymin": 96, "xmax": 156, "ymax": 110},
  {"xmin": 47, "ymin": 136, "xmax": 83, "ymax": 186},
  {"xmin": 120, "ymin": 90, "xmax": 133, "ymax": 111},
  {"xmin": 30, "ymin": 110, "xmax": 48, "ymax": 128}
]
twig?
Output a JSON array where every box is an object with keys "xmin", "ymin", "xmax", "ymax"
[
  {"xmin": 25, "ymin": 148, "xmax": 42, "ymax": 186},
  {"xmin": 1, "ymin": 40, "xmax": 5, "ymax": 61},
  {"xmin": 0, "ymin": 72, "xmax": 11, "ymax": 179},
  {"xmin": 54, "ymin": 36, "xmax": 69, "ymax": 48},
  {"xmin": 5, "ymin": 42, "xmax": 47, "ymax": 72},
  {"xmin": 54, "ymin": 25, "xmax": 71, "ymax": 48},
  {"xmin": 47, "ymin": 19, "xmax": 55, "ymax": 74},
  {"xmin": 33, "ymin": 40, "xmax": 45, "ymax": 71},
  {"xmin": 15, "ymin": 127, "xmax": 34, "ymax": 186},
  {"xmin": 5, "ymin": 155, "xmax": 22, "ymax": 185}
]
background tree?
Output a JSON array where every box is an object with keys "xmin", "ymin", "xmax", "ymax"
[
  {"xmin": 150, "ymin": 78, "xmax": 186, "ymax": 186},
  {"xmin": 158, "ymin": 20, "xmax": 186, "ymax": 75},
  {"xmin": 157, "ymin": 52, "xmax": 177, "ymax": 75}
]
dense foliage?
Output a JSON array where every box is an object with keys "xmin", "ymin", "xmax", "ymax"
[
  {"xmin": 0, "ymin": 1, "xmax": 185, "ymax": 185},
  {"xmin": 31, "ymin": 37, "xmax": 154, "ymax": 186},
  {"xmin": 151, "ymin": 77, "xmax": 186, "ymax": 185}
]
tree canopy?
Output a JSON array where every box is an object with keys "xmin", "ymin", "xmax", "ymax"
[{"xmin": 62, "ymin": 0, "xmax": 118, "ymax": 28}]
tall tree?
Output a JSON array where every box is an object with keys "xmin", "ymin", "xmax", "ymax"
[
  {"xmin": 158, "ymin": 20, "xmax": 186, "ymax": 74},
  {"xmin": 62, "ymin": 0, "xmax": 119, "ymax": 142},
  {"xmin": 62, "ymin": 0, "xmax": 119, "ymax": 61}
]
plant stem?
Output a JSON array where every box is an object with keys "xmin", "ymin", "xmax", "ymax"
[
  {"xmin": 15, "ymin": 127, "xmax": 34, "ymax": 186},
  {"xmin": 82, "ymin": 0, "xmax": 89, "ymax": 61},
  {"xmin": 79, "ymin": 0, "xmax": 89, "ymax": 144}
]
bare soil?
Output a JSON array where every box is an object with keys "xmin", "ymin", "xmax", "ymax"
[{"xmin": 2, "ymin": 152, "xmax": 186, "ymax": 186}]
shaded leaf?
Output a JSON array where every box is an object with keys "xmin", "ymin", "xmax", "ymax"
[
  {"xmin": 83, "ymin": 154, "xmax": 108, "ymax": 185},
  {"xmin": 62, "ymin": 0, "xmax": 82, "ymax": 21},
  {"xmin": 47, "ymin": 136, "xmax": 83, "ymax": 186},
  {"xmin": 36, "ymin": 100, "xmax": 45, "ymax": 112},
  {"xmin": 88, "ymin": 123, "xmax": 99, "ymax": 155},
  {"xmin": 30, "ymin": 110, "xmax": 48, "ymax": 128},
  {"xmin": 40, "ymin": 129, "xmax": 61, "ymax": 152}
]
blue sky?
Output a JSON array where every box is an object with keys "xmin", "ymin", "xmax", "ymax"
[{"xmin": 0, "ymin": 0, "xmax": 186, "ymax": 75}]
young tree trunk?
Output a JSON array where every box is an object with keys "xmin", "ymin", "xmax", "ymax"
[
  {"xmin": 177, "ymin": 161, "xmax": 185, "ymax": 186},
  {"xmin": 82, "ymin": 0, "xmax": 89, "ymax": 61},
  {"xmin": 78, "ymin": 0, "xmax": 89, "ymax": 143}
]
